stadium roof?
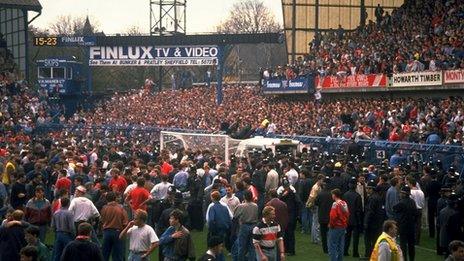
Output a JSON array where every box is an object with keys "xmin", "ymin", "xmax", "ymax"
[{"xmin": 0, "ymin": 0, "xmax": 42, "ymax": 12}]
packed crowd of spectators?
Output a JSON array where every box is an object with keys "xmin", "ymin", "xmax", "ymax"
[
  {"xmin": 70, "ymin": 85, "xmax": 464, "ymax": 145},
  {"xmin": 265, "ymin": 0, "xmax": 464, "ymax": 80},
  {"xmin": 0, "ymin": 71, "xmax": 56, "ymax": 141},
  {"xmin": 0, "ymin": 119, "xmax": 463, "ymax": 261}
]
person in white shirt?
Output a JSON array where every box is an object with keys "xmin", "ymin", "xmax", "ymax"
[
  {"xmin": 220, "ymin": 184, "xmax": 240, "ymax": 213},
  {"xmin": 124, "ymin": 175, "xmax": 138, "ymax": 197},
  {"xmin": 284, "ymin": 164, "xmax": 299, "ymax": 186},
  {"xmin": 406, "ymin": 176, "xmax": 425, "ymax": 244},
  {"xmin": 150, "ymin": 175, "xmax": 172, "ymax": 201},
  {"xmin": 265, "ymin": 164, "xmax": 279, "ymax": 192},
  {"xmin": 120, "ymin": 209, "xmax": 159, "ymax": 260},
  {"xmin": 69, "ymin": 186, "xmax": 100, "ymax": 223}
]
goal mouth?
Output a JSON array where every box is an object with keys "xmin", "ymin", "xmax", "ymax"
[{"xmin": 160, "ymin": 131, "xmax": 241, "ymax": 163}]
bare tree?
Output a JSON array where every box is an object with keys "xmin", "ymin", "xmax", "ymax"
[
  {"xmin": 124, "ymin": 25, "xmax": 144, "ymax": 36},
  {"xmin": 216, "ymin": 0, "xmax": 281, "ymax": 34},
  {"xmin": 49, "ymin": 15, "xmax": 100, "ymax": 36}
]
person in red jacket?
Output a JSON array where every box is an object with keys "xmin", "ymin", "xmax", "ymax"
[
  {"xmin": 109, "ymin": 168, "xmax": 127, "ymax": 196},
  {"xmin": 328, "ymin": 188, "xmax": 350, "ymax": 261}
]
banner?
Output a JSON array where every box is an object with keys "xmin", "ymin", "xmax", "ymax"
[
  {"xmin": 59, "ymin": 36, "xmax": 96, "ymax": 46},
  {"xmin": 315, "ymin": 74, "xmax": 387, "ymax": 88},
  {"xmin": 88, "ymin": 45, "xmax": 219, "ymax": 66},
  {"xmin": 392, "ymin": 71, "xmax": 442, "ymax": 87},
  {"xmin": 263, "ymin": 77, "xmax": 312, "ymax": 94},
  {"xmin": 38, "ymin": 79, "xmax": 66, "ymax": 93},
  {"xmin": 444, "ymin": 69, "xmax": 464, "ymax": 84}
]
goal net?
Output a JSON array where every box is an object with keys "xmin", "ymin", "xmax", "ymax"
[{"xmin": 160, "ymin": 131, "xmax": 242, "ymax": 162}]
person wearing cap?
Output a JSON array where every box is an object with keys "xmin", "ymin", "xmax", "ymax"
[
  {"xmin": 198, "ymin": 235, "xmax": 224, "ymax": 261},
  {"xmin": 370, "ymin": 220, "xmax": 404, "ymax": 261},
  {"xmin": 277, "ymin": 178, "xmax": 297, "ymax": 256},
  {"xmin": 438, "ymin": 193, "xmax": 462, "ymax": 257},
  {"xmin": 69, "ymin": 185, "xmax": 100, "ymax": 232},
  {"xmin": 364, "ymin": 180, "xmax": 386, "ymax": 259},
  {"xmin": 24, "ymin": 185, "xmax": 51, "ymax": 243},
  {"xmin": 424, "ymin": 170, "xmax": 441, "ymax": 239},
  {"xmin": 343, "ymin": 177, "xmax": 363, "ymax": 257},
  {"xmin": 393, "ymin": 185, "xmax": 417, "ymax": 261},
  {"xmin": 436, "ymin": 186, "xmax": 452, "ymax": 255}
]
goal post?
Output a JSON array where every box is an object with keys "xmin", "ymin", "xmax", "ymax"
[{"xmin": 160, "ymin": 131, "xmax": 242, "ymax": 163}]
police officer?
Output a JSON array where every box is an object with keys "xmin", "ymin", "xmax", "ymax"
[
  {"xmin": 438, "ymin": 193, "xmax": 463, "ymax": 257},
  {"xmin": 363, "ymin": 180, "xmax": 385, "ymax": 258},
  {"xmin": 436, "ymin": 186, "xmax": 452, "ymax": 255},
  {"xmin": 393, "ymin": 185, "xmax": 417, "ymax": 261},
  {"xmin": 314, "ymin": 177, "xmax": 334, "ymax": 254},
  {"xmin": 343, "ymin": 177, "xmax": 363, "ymax": 257}
]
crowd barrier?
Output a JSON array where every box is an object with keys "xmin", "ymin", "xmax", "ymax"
[
  {"xmin": 263, "ymin": 69, "xmax": 464, "ymax": 91},
  {"xmin": 33, "ymin": 123, "xmax": 464, "ymax": 175}
]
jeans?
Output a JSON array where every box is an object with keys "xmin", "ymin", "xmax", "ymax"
[
  {"xmin": 52, "ymin": 232, "xmax": 73, "ymax": 261},
  {"xmin": 102, "ymin": 229, "xmax": 125, "ymax": 261},
  {"xmin": 236, "ymin": 223, "xmax": 256, "ymax": 261},
  {"xmin": 128, "ymin": 251, "xmax": 149, "ymax": 261},
  {"xmin": 300, "ymin": 207, "xmax": 312, "ymax": 233},
  {"xmin": 328, "ymin": 228, "xmax": 346, "ymax": 261},
  {"xmin": 256, "ymin": 247, "xmax": 276, "ymax": 261},
  {"xmin": 311, "ymin": 208, "xmax": 320, "ymax": 243}
]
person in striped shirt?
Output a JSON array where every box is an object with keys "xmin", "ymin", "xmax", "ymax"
[{"xmin": 252, "ymin": 206, "xmax": 285, "ymax": 261}]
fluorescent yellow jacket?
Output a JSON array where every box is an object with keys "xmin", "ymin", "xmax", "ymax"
[
  {"xmin": 370, "ymin": 232, "xmax": 401, "ymax": 261},
  {"xmin": 2, "ymin": 161, "xmax": 15, "ymax": 185}
]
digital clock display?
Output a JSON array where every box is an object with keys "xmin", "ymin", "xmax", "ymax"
[{"xmin": 34, "ymin": 37, "xmax": 58, "ymax": 46}]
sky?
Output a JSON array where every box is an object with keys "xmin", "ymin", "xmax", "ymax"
[{"xmin": 30, "ymin": 0, "xmax": 284, "ymax": 34}]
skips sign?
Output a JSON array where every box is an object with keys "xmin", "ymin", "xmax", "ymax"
[{"xmin": 88, "ymin": 45, "xmax": 219, "ymax": 66}]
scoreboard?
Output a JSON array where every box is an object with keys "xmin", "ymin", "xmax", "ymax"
[{"xmin": 33, "ymin": 36, "xmax": 96, "ymax": 47}]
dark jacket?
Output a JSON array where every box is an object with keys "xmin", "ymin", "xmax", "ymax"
[
  {"xmin": 438, "ymin": 206, "xmax": 462, "ymax": 249},
  {"xmin": 60, "ymin": 238, "xmax": 103, "ymax": 261},
  {"xmin": 0, "ymin": 224, "xmax": 26, "ymax": 261},
  {"xmin": 296, "ymin": 178, "xmax": 312, "ymax": 204},
  {"xmin": 267, "ymin": 198, "xmax": 289, "ymax": 231},
  {"xmin": 10, "ymin": 182, "xmax": 27, "ymax": 209},
  {"xmin": 25, "ymin": 198, "xmax": 52, "ymax": 225},
  {"xmin": 315, "ymin": 189, "xmax": 334, "ymax": 224},
  {"xmin": 364, "ymin": 192, "xmax": 385, "ymax": 230},
  {"xmin": 343, "ymin": 189, "xmax": 363, "ymax": 226},
  {"xmin": 393, "ymin": 196, "xmax": 417, "ymax": 232},
  {"xmin": 198, "ymin": 253, "xmax": 216, "ymax": 261}
]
